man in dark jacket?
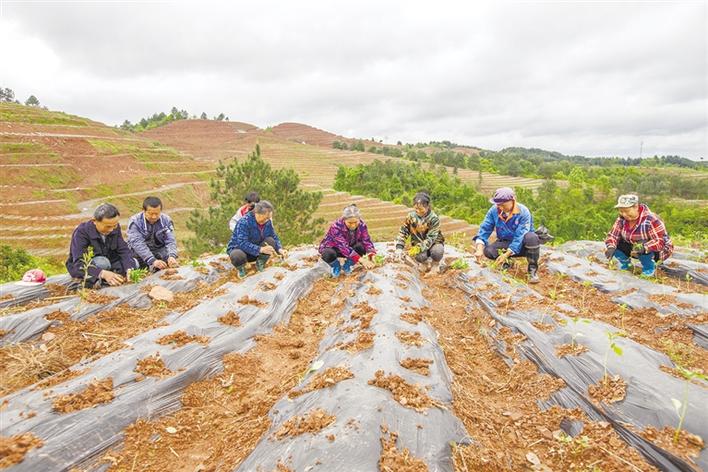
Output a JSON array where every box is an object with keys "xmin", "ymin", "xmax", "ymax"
[
  {"xmin": 226, "ymin": 200, "xmax": 284, "ymax": 278},
  {"xmin": 66, "ymin": 203, "xmax": 136, "ymax": 288},
  {"xmin": 127, "ymin": 196, "xmax": 178, "ymax": 271}
]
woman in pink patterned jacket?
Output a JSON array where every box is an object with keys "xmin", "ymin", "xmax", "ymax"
[
  {"xmin": 604, "ymin": 194, "xmax": 673, "ymax": 277},
  {"xmin": 319, "ymin": 204, "xmax": 377, "ymax": 277}
]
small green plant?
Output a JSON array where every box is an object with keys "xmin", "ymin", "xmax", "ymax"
[
  {"xmin": 128, "ymin": 267, "xmax": 149, "ymax": 284},
  {"xmin": 618, "ymin": 303, "xmax": 628, "ymax": 331},
  {"xmin": 549, "ymin": 273, "xmax": 565, "ymax": 301},
  {"xmin": 672, "ymin": 366, "xmax": 707, "ymax": 444},
  {"xmin": 450, "ymin": 258, "xmax": 469, "ymax": 270},
  {"xmin": 602, "ymin": 331, "xmax": 625, "ymax": 383},
  {"xmin": 555, "ymin": 431, "xmax": 591, "ymax": 455},
  {"xmin": 569, "ymin": 316, "xmax": 590, "ymax": 348},
  {"xmin": 683, "ymin": 273, "xmax": 693, "ymax": 291},
  {"xmin": 580, "ymin": 280, "xmax": 593, "ymax": 311},
  {"xmin": 79, "ymin": 247, "xmax": 95, "ymax": 299},
  {"xmin": 373, "ymin": 254, "xmax": 386, "ymax": 266},
  {"xmin": 190, "ymin": 259, "xmax": 206, "ymax": 268}
]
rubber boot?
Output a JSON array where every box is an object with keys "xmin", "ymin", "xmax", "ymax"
[
  {"xmin": 329, "ymin": 259, "xmax": 341, "ymax": 278},
  {"xmin": 526, "ymin": 247, "xmax": 540, "ymax": 284},
  {"xmin": 255, "ymin": 254, "xmax": 269, "ymax": 272},
  {"xmin": 638, "ymin": 253, "xmax": 656, "ymax": 277},
  {"xmin": 236, "ymin": 265, "xmax": 247, "ymax": 279},
  {"xmin": 342, "ymin": 258, "xmax": 354, "ymax": 275},
  {"xmin": 613, "ymin": 250, "xmax": 632, "ymax": 271}
]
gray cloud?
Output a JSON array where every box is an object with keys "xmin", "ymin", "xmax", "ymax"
[{"xmin": 1, "ymin": 0, "xmax": 705, "ymax": 158}]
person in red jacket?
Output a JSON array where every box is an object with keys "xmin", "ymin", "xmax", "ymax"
[{"xmin": 604, "ymin": 194, "xmax": 673, "ymax": 277}]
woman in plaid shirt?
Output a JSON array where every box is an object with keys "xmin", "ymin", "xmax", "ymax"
[{"xmin": 604, "ymin": 194, "xmax": 673, "ymax": 277}]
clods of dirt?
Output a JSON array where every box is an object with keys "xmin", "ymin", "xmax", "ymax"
[
  {"xmin": 400, "ymin": 358, "xmax": 433, "ymax": 376},
  {"xmin": 258, "ymin": 281, "xmax": 277, "ymax": 291},
  {"xmin": 366, "ymin": 286, "xmax": 383, "ymax": 296},
  {"xmin": 135, "ymin": 354, "xmax": 172, "ymax": 378},
  {"xmin": 641, "ymin": 425, "xmax": 704, "ymax": 463},
  {"xmin": 350, "ymin": 302, "xmax": 377, "ymax": 329},
  {"xmin": 52, "ymin": 378, "xmax": 114, "ymax": 413},
  {"xmin": 340, "ymin": 331, "xmax": 375, "ymax": 352},
  {"xmin": 218, "ymin": 311, "xmax": 241, "ymax": 327},
  {"xmin": 0, "ymin": 432, "xmax": 43, "ymax": 468},
  {"xmin": 555, "ymin": 343, "xmax": 589, "ymax": 357},
  {"xmin": 148, "ymin": 286, "xmax": 174, "ymax": 303},
  {"xmin": 396, "ymin": 331, "xmax": 424, "ymax": 347},
  {"xmin": 289, "ymin": 367, "xmax": 354, "ymax": 398},
  {"xmin": 378, "ymin": 426, "xmax": 428, "ymax": 471},
  {"xmin": 238, "ymin": 295, "xmax": 266, "ymax": 307},
  {"xmin": 588, "ymin": 375, "xmax": 627, "ymax": 404},
  {"xmin": 156, "ymin": 330, "xmax": 209, "ymax": 348},
  {"xmin": 273, "ymin": 409, "xmax": 336, "ymax": 440},
  {"xmin": 400, "ymin": 311, "xmax": 424, "ymax": 325},
  {"xmin": 368, "ymin": 370, "xmax": 436, "ymax": 412}
]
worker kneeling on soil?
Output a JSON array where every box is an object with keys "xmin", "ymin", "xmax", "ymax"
[
  {"xmin": 473, "ymin": 187, "xmax": 541, "ymax": 284},
  {"xmin": 66, "ymin": 203, "xmax": 137, "ymax": 288},
  {"xmin": 319, "ymin": 204, "xmax": 376, "ymax": 277},
  {"xmin": 394, "ymin": 192, "xmax": 446, "ymax": 274},
  {"xmin": 227, "ymin": 200, "xmax": 284, "ymax": 278},
  {"xmin": 127, "ymin": 196, "xmax": 179, "ymax": 271},
  {"xmin": 604, "ymin": 194, "xmax": 673, "ymax": 277}
]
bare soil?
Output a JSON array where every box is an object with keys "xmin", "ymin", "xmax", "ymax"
[
  {"xmin": 0, "ymin": 433, "xmax": 43, "ymax": 469},
  {"xmin": 396, "ymin": 331, "xmax": 424, "ymax": 347},
  {"xmin": 135, "ymin": 355, "xmax": 172, "ymax": 378},
  {"xmin": 588, "ymin": 375, "xmax": 627, "ymax": 404},
  {"xmin": 368, "ymin": 370, "xmax": 436, "ymax": 412},
  {"xmin": 52, "ymin": 378, "xmax": 114, "ymax": 413},
  {"xmin": 378, "ymin": 426, "xmax": 428, "ymax": 472},
  {"xmin": 400, "ymin": 358, "xmax": 433, "ymax": 376},
  {"xmin": 273, "ymin": 408, "xmax": 336, "ymax": 440}
]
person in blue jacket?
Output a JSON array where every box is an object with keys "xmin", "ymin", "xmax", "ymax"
[
  {"xmin": 226, "ymin": 200, "xmax": 284, "ymax": 278},
  {"xmin": 473, "ymin": 187, "xmax": 541, "ymax": 283}
]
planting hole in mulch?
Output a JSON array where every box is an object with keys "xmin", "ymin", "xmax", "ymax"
[
  {"xmin": 52, "ymin": 378, "xmax": 114, "ymax": 413},
  {"xmin": 0, "ymin": 433, "xmax": 43, "ymax": 469},
  {"xmin": 368, "ymin": 370, "xmax": 437, "ymax": 412},
  {"xmin": 135, "ymin": 355, "xmax": 172, "ymax": 378},
  {"xmin": 340, "ymin": 331, "xmax": 375, "ymax": 352},
  {"xmin": 350, "ymin": 302, "xmax": 377, "ymax": 329},
  {"xmin": 289, "ymin": 366, "xmax": 354, "ymax": 398},
  {"xmin": 400, "ymin": 310, "xmax": 424, "ymax": 325},
  {"xmin": 556, "ymin": 343, "xmax": 589, "ymax": 357},
  {"xmin": 400, "ymin": 358, "xmax": 433, "ymax": 376},
  {"xmin": 218, "ymin": 310, "xmax": 241, "ymax": 327},
  {"xmin": 588, "ymin": 375, "xmax": 627, "ymax": 404},
  {"xmin": 273, "ymin": 409, "xmax": 336, "ymax": 440},
  {"xmin": 396, "ymin": 331, "xmax": 423, "ymax": 347},
  {"xmin": 238, "ymin": 295, "xmax": 266, "ymax": 307},
  {"xmin": 378, "ymin": 426, "xmax": 428, "ymax": 471},
  {"xmin": 156, "ymin": 330, "xmax": 209, "ymax": 348}
]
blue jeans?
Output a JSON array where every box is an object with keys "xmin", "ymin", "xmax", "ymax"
[{"xmin": 614, "ymin": 240, "xmax": 658, "ymax": 276}]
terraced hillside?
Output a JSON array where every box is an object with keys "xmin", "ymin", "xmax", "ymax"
[{"xmin": 1, "ymin": 106, "xmax": 481, "ymax": 258}]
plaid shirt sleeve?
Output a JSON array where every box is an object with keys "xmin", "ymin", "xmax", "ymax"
[
  {"xmin": 605, "ymin": 217, "xmax": 623, "ymax": 248},
  {"xmin": 642, "ymin": 216, "xmax": 668, "ymax": 254}
]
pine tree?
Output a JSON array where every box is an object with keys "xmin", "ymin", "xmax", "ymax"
[{"xmin": 185, "ymin": 145, "xmax": 324, "ymax": 255}]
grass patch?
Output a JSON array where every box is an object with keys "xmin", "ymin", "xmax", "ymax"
[{"xmin": 0, "ymin": 102, "xmax": 89, "ymax": 126}]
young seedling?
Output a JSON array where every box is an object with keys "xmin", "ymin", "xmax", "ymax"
[
  {"xmin": 602, "ymin": 331, "xmax": 624, "ymax": 384},
  {"xmin": 373, "ymin": 254, "xmax": 386, "ymax": 266},
  {"xmin": 190, "ymin": 259, "xmax": 206, "ymax": 268},
  {"xmin": 683, "ymin": 273, "xmax": 693, "ymax": 291},
  {"xmin": 450, "ymin": 258, "xmax": 469, "ymax": 270},
  {"xmin": 79, "ymin": 247, "xmax": 95, "ymax": 300},
  {"xmin": 549, "ymin": 273, "xmax": 565, "ymax": 301},
  {"xmin": 568, "ymin": 316, "xmax": 590, "ymax": 348},
  {"xmin": 554, "ymin": 431, "xmax": 591, "ymax": 456},
  {"xmin": 129, "ymin": 267, "xmax": 149, "ymax": 284},
  {"xmin": 618, "ymin": 303, "xmax": 628, "ymax": 331},
  {"xmin": 579, "ymin": 280, "xmax": 593, "ymax": 312},
  {"xmin": 672, "ymin": 366, "xmax": 708, "ymax": 444}
]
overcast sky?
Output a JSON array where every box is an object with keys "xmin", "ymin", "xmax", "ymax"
[{"xmin": 1, "ymin": 0, "xmax": 706, "ymax": 158}]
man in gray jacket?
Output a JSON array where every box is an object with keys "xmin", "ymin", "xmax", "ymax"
[{"xmin": 127, "ymin": 196, "xmax": 179, "ymax": 271}]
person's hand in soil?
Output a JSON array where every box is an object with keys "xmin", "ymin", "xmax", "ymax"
[
  {"xmin": 278, "ymin": 249, "xmax": 288, "ymax": 260},
  {"xmin": 100, "ymin": 270, "xmax": 124, "ymax": 286},
  {"xmin": 494, "ymin": 252, "xmax": 510, "ymax": 267},
  {"xmin": 167, "ymin": 257, "xmax": 179, "ymax": 268},
  {"xmin": 604, "ymin": 247, "xmax": 615, "ymax": 261},
  {"xmin": 360, "ymin": 257, "xmax": 375, "ymax": 270},
  {"xmin": 260, "ymin": 245, "xmax": 276, "ymax": 256},
  {"xmin": 152, "ymin": 260, "xmax": 168, "ymax": 270},
  {"xmin": 474, "ymin": 243, "xmax": 485, "ymax": 264}
]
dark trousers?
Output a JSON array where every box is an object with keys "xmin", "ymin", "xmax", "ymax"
[
  {"xmin": 616, "ymin": 239, "xmax": 660, "ymax": 261},
  {"xmin": 320, "ymin": 243, "xmax": 366, "ymax": 264},
  {"xmin": 414, "ymin": 243, "xmax": 445, "ymax": 263},
  {"xmin": 483, "ymin": 232, "xmax": 540, "ymax": 269},
  {"xmin": 133, "ymin": 246, "xmax": 170, "ymax": 270},
  {"xmin": 229, "ymin": 237, "xmax": 276, "ymax": 268}
]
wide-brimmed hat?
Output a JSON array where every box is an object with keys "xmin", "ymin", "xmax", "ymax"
[{"xmin": 614, "ymin": 194, "xmax": 639, "ymax": 208}]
